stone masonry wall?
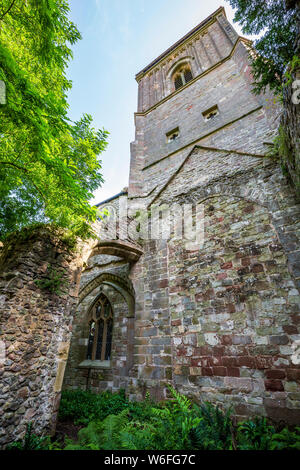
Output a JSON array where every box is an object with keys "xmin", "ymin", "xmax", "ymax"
[
  {"xmin": 63, "ymin": 252, "xmax": 134, "ymax": 394},
  {"xmin": 0, "ymin": 227, "xmax": 82, "ymax": 448},
  {"xmin": 167, "ymin": 194, "xmax": 300, "ymax": 423}
]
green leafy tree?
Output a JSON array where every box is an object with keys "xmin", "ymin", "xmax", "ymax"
[
  {"xmin": 0, "ymin": 0, "xmax": 108, "ymax": 241},
  {"xmin": 227, "ymin": 0, "xmax": 299, "ymax": 95}
]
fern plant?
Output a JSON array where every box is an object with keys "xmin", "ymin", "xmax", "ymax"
[
  {"xmin": 190, "ymin": 402, "xmax": 233, "ymax": 450},
  {"xmin": 270, "ymin": 427, "xmax": 300, "ymax": 450},
  {"xmin": 236, "ymin": 417, "xmax": 275, "ymax": 450},
  {"xmin": 64, "ymin": 410, "xmax": 130, "ymax": 450}
]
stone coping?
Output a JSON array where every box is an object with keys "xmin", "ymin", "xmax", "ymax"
[{"xmin": 78, "ymin": 360, "xmax": 111, "ymax": 369}]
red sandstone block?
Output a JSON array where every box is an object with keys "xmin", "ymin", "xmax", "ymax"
[
  {"xmin": 213, "ymin": 366, "xmax": 227, "ymax": 376},
  {"xmin": 199, "ymin": 346, "xmax": 213, "ymax": 355},
  {"xmin": 241, "ymin": 257, "xmax": 251, "ymax": 267},
  {"xmin": 283, "ymin": 325, "xmax": 298, "ymax": 334},
  {"xmin": 291, "ymin": 314, "xmax": 300, "ymax": 325},
  {"xmin": 203, "ymin": 289, "xmax": 215, "ymax": 301},
  {"xmin": 222, "ymin": 356, "xmax": 237, "ymax": 367},
  {"xmin": 212, "ymin": 346, "xmax": 225, "ymax": 355},
  {"xmin": 287, "ymin": 369, "xmax": 300, "ymax": 382},
  {"xmin": 226, "ymin": 303, "xmax": 236, "ymax": 313},
  {"xmin": 191, "ymin": 358, "xmax": 201, "ymax": 367},
  {"xmin": 243, "ymin": 205, "xmax": 254, "ymax": 214},
  {"xmin": 195, "ymin": 293, "xmax": 203, "ymax": 302},
  {"xmin": 237, "ymin": 356, "xmax": 256, "ymax": 368},
  {"xmin": 158, "ymin": 279, "xmax": 168, "ymax": 288},
  {"xmin": 251, "ymin": 263, "xmax": 264, "ymax": 273},
  {"xmin": 220, "ymin": 335, "xmax": 232, "ymax": 346},
  {"xmin": 199, "ymin": 357, "xmax": 210, "ymax": 367},
  {"xmin": 226, "ymin": 367, "xmax": 240, "ymax": 377},
  {"xmin": 209, "ymin": 356, "xmax": 223, "ymax": 367},
  {"xmin": 256, "ymin": 356, "xmax": 274, "ymax": 369},
  {"xmin": 177, "ymin": 347, "xmax": 187, "ymax": 357},
  {"xmin": 265, "ymin": 379, "xmax": 284, "ymax": 392},
  {"xmin": 221, "ymin": 262, "xmax": 233, "ymax": 270},
  {"xmin": 202, "ymin": 367, "xmax": 213, "ymax": 376},
  {"xmin": 265, "ymin": 369, "xmax": 286, "ymax": 380}
]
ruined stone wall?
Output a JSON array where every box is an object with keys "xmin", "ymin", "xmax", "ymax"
[
  {"xmin": 63, "ymin": 253, "xmax": 134, "ymax": 393},
  {"xmin": 0, "ymin": 227, "xmax": 81, "ymax": 448}
]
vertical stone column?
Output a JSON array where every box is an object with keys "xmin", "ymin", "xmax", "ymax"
[{"xmin": 0, "ymin": 226, "xmax": 82, "ymax": 448}]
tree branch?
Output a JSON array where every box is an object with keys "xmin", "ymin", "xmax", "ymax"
[
  {"xmin": 0, "ymin": 0, "xmax": 17, "ymax": 21},
  {"xmin": 0, "ymin": 161, "xmax": 28, "ymax": 172}
]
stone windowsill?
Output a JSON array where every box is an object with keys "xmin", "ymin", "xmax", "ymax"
[{"xmin": 78, "ymin": 360, "xmax": 111, "ymax": 369}]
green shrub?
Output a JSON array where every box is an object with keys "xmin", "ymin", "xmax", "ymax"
[
  {"xmin": 58, "ymin": 388, "xmax": 128, "ymax": 425},
  {"xmin": 236, "ymin": 417, "xmax": 275, "ymax": 450},
  {"xmin": 64, "ymin": 387, "xmax": 202, "ymax": 450},
  {"xmin": 270, "ymin": 427, "xmax": 300, "ymax": 450},
  {"xmin": 58, "ymin": 388, "xmax": 300, "ymax": 451},
  {"xmin": 190, "ymin": 402, "xmax": 233, "ymax": 450}
]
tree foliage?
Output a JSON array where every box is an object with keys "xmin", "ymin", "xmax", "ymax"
[
  {"xmin": 0, "ymin": 0, "xmax": 108, "ymax": 241},
  {"xmin": 227, "ymin": 0, "xmax": 299, "ymax": 95}
]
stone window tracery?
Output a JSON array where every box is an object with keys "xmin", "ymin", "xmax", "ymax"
[{"xmin": 86, "ymin": 294, "xmax": 113, "ymax": 361}]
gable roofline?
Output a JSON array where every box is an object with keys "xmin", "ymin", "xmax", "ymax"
[
  {"xmin": 148, "ymin": 143, "xmax": 269, "ymax": 208},
  {"xmin": 135, "ymin": 6, "xmax": 226, "ymax": 81}
]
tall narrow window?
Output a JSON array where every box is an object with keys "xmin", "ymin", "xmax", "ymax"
[
  {"xmin": 86, "ymin": 295, "xmax": 113, "ymax": 361},
  {"xmin": 173, "ymin": 65, "xmax": 193, "ymax": 91}
]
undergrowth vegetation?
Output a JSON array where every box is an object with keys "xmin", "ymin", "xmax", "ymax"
[{"xmin": 7, "ymin": 387, "xmax": 300, "ymax": 450}]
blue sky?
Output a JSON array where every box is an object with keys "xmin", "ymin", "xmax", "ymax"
[{"xmin": 67, "ymin": 0, "xmax": 252, "ymax": 204}]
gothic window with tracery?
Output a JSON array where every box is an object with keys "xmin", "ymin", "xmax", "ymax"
[
  {"xmin": 173, "ymin": 65, "xmax": 193, "ymax": 90},
  {"xmin": 86, "ymin": 294, "xmax": 113, "ymax": 361}
]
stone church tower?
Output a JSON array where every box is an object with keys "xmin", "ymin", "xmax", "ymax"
[
  {"xmin": 63, "ymin": 7, "xmax": 300, "ymax": 424},
  {"xmin": 2, "ymin": 7, "xmax": 299, "ymax": 447}
]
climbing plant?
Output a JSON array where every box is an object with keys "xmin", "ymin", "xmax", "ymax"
[{"xmin": 227, "ymin": 0, "xmax": 299, "ymax": 95}]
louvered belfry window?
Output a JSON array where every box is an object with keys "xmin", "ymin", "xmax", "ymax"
[
  {"xmin": 184, "ymin": 68, "xmax": 193, "ymax": 84},
  {"xmin": 174, "ymin": 74, "xmax": 184, "ymax": 90},
  {"xmin": 86, "ymin": 294, "xmax": 113, "ymax": 361},
  {"xmin": 173, "ymin": 65, "xmax": 193, "ymax": 90}
]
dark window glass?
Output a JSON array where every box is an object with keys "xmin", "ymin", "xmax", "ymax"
[{"xmin": 86, "ymin": 295, "xmax": 113, "ymax": 361}]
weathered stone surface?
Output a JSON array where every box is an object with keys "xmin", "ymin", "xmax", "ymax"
[
  {"xmin": 0, "ymin": 227, "xmax": 82, "ymax": 448},
  {"xmin": 1, "ymin": 8, "xmax": 300, "ymax": 446}
]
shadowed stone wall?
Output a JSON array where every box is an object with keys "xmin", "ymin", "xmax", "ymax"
[{"xmin": 0, "ymin": 227, "xmax": 82, "ymax": 448}]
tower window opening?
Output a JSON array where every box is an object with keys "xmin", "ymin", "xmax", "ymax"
[
  {"xmin": 173, "ymin": 65, "xmax": 193, "ymax": 91},
  {"xmin": 86, "ymin": 294, "xmax": 113, "ymax": 361},
  {"xmin": 166, "ymin": 127, "xmax": 180, "ymax": 143},
  {"xmin": 202, "ymin": 105, "xmax": 219, "ymax": 121}
]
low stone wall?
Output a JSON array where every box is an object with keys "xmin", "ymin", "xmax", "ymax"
[{"xmin": 0, "ymin": 227, "xmax": 81, "ymax": 449}]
